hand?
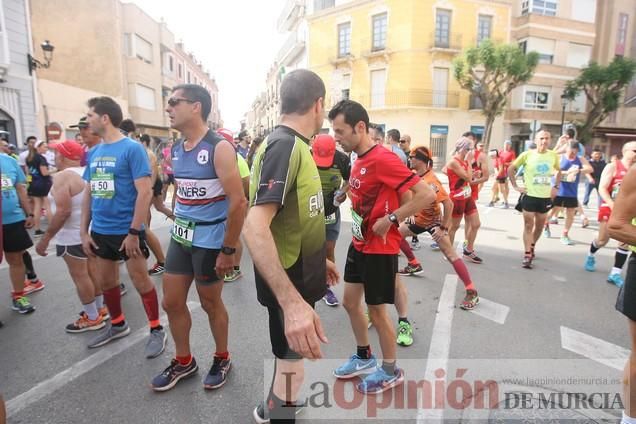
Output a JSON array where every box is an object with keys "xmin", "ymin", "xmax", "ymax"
[
  {"xmin": 35, "ymin": 237, "xmax": 49, "ymax": 256},
  {"xmin": 119, "ymin": 234, "xmax": 141, "ymax": 259},
  {"xmin": 558, "ymin": 135, "xmax": 569, "ymax": 144},
  {"xmin": 24, "ymin": 217, "xmax": 34, "ymax": 229},
  {"xmin": 284, "ymin": 300, "xmax": 328, "ymax": 360},
  {"xmin": 216, "ymin": 252, "xmax": 234, "ymax": 278},
  {"xmin": 81, "ymin": 233, "xmax": 98, "ymax": 257},
  {"xmin": 326, "ymin": 259, "xmax": 340, "ymax": 287},
  {"xmin": 431, "ymin": 226, "xmax": 447, "ymax": 243},
  {"xmin": 335, "ymin": 192, "xmax": 347, "ymax": 204},
  {"xmin": 514, "ymin": 185, "xmax": 527, "ymax": 194},
  {"xmin": 372, "ymin": 215, "xmax": 392, "ymax": 242}
]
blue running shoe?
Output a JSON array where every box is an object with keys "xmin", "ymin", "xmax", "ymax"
[
  {"xmin": 430, "ymin": 242, "xmax": 440, "ymax": 251},
  {"xmin": 356, "ymin": 367, "xmax": 404, "ymax": 394},
  {"xmin": 151, "ymin": 358, "xmax": 198, "ymax": 392},
  {"xmin": 203, "ymin": 356, "xmax": 231, "ymax": 390},
  {"xmin": 608, "ymin": 273, "xmax": 624, "ymax": 288},
  {"xmin": 333, "ymin": 354, "xmax": 377, "ymax": 379},
  {"xmin": 584, "ymin": 255, "xmax": 596, "ymax": 272}
]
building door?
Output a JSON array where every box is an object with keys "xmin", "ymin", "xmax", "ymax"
[
  {"xmin": 0, "ymin": 109, "xmax": 16, "ymax": 147},
  {"xmin": 370, "ymin": 69, "xmax": 386, "ymax": 108},
  {"xmin": 430, "ymin": 125, "xmax": 448, "ymax": 169},
  {"xmin": 433, "ymin": 68, "xmax": 448, "ymax": 107}
]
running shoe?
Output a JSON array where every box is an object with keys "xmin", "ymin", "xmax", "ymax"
[
  {"xmin": 430, "ymin": 242, "xmax": 440, "ymax": 251},
  {"xmin": 607, "ymin": 273, "xmax": 625, "ymax": 288},
  {"xmin": 333, "ymin": 354, "xmax": 378, "ymax": 379},
  {"xmin": 151, "ymin": 358, "xmax": 199, "ymax": 392},
  {"xmin": 253, "ymin": 399, "xmax": 304, "ymax": 423},
  {"xmin": 460, "ymin": 290, "xmax": 480, "ymax": 310},
  {"xmin": 87, "ymin": 323, "xmax": 131, "ymax": 348},
  {"xmin": 99, "ymin": 306, "xmax": 110, "ymax": 321},
  {"xmin": 145, "ymin": 327, "xmax": 167, "ymax": 358},
  {"xmin": 463, "ymin": 250, "xmax": 483, "ymax": 264},
  {"xmin": 203, "ymin": 357, "xmax": 231, "ymax": 390},
  {"xmin": 322, "ymin": 288, "xmax": 339, "ymax": 306},
  {"xmin": 504, "ymin": 202, "xmax": 510, "ymax": 209},
  {"xmin": 356, "ymin": 367, "xmax": 404, "ymax": 394},
  {"xmin": 582, "ymin": 217, "xmax": 590, "ymax": 228},
  {"xmin": 584, "ymin": 255, "xmax": 596, "ymax": 272},
  {"xmin": 410, "ymin": 239, "xmax": 421, "ymax": 250},
  {"xmin": 543, "ymin": 227, "xmax": 551, "ymax": 238},
  {"xmin": 365, "ymin": 310, "xmax": 372, "ymax": 328},
  {"xmin": 223, "ymin": 269, "xmax": 242, "ymax": 283},
  {"xmin": 550, "ymin": 217, "xmax": 559, "ymax": 224},
  {"xmin": 120, "ymin": 283, "xmax": 128, "ymax": 296},
  {"xmin": 522, "ymin": 255, "xmax": 533, "ymax": 269},
  {"xmin": 487, "ymin": 201, "xmax": 495, "ymax": 207},
  {"xmin": 33, "ymin": 229, "xmax": 45, "ymax": 237},
  {"xmin": 148, "ymin": 263, "xmax": 165, "ymax": 276},
  {"xmin": 11, "ymin": 296, "xmax": 35, "ymax": 314},
  {"xmin": 560, "ymin": 235, "xmax": 574, "ymax": 246},
  {"xmin": 396, "ymin": 321, "xmax": 413, "ymax": 346},
  {"xmin": 66, "ymin": 312, "xmax": 105, "ymax": 333},
  {"xmin": 398, "ymin": 263, "xmax": 423, "ymax": 276},
  {"xmin": 23, "ymin": 279, "xmax": 45, "ymax": 295}
]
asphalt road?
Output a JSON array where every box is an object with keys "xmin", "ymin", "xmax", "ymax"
[{"xmin": 0, "ymin": 181, "xmax": 628, "ymax": 423}]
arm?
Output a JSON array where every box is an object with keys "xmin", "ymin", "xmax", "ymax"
[
  {"xmin": 39, "ymin": 164, "xmax": 50, "ymax": 177},
  {"xmin": 508, "ymin": 153, "xmax": 526, "ymax": 193},
  {"xmin": 152, "ymin": 195, "xmax": 174, "ymax": 219},
  {"xmin": 440, "ymin": 198, "xmax": 453, "ymax": 229},
  {"xmin": 609, "ymin": 166, "xmax": 636, "ymax": 245},
  {"xmin": 447, "ymin": 159, "xmax": 472, "ymax": 181},
  {"xmin": 598, "ymin": 163, "xmax": 616, "ymax": 208},
  {"xmin": 579, "ymin": 157, "xmax": 593, "ymax": 175},
  {"xmin": 554, "ymin": 135, "xmax": 568, "ymax": 154},
  {"xmin": 119, "ymin": 176, "xmax": 152, "ymax": 258},
  {"xmin": 15, "ymin": 183, "xmax": 34, "ymax": 228},
  {"xmin": 372, "ymin": 179, "xmax": 435, "ymax": 238},
  {"xmin": 37, "ymin": 176, "xmax": 73, "ymax": 255},
  {"xmin": 473, "ymin": 155, "xmax": 490, "ymax": 184},
  {"xmin": 80, "ymin": 184, "xmax": 97, "ymax": 257}
]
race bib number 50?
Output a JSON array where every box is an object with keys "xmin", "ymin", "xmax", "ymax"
[{"xmin": 90, "ymin": 173, "xmax": 115, "ymax": 199}]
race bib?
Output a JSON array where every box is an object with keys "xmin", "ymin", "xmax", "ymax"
[
  {"xmin": 612, "ymin": 182, "xmax": 621, "ymax": 199},
  {"xmin": 90, "ymin": 173, "xmax": 115, "ymax": 199},
  {"xmin": 454, "ymin": 185, "xmax": 472, "ymax": 199},
  {"xmin": 1, "ymin": 175, "xmax": 11, "ymax": 190},
  {"xmin": 351, "ymin": 209, "xmax": 364, "ymax": 241},
  {"xmin": 171, "ymin": 218, "xmax": 195, "ymax": 247},
  {"xmin": 325, "ymin": 213, "xmax": 337, "ymax": 225},
  {"xmin": 532, "ymin": 176, "xmax": 551, "ymax": 186}
]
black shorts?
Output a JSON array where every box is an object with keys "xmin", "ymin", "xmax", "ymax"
[
  {"xmin": 343, "ymin": 243, "xmax": 397, "ymax": 305},
  {"xmin": 553, "ymin": 196, "xmax": 578, "ymax": 209},
  {"xmin": 1, "ymin": 221, "xmax": 33, "ymax": 253},
  {"xmin": 267, "ymin": 303, "xmax": 315, "ymax": 360},
  {"xmin": 27, "ymin": 179, "xmax": 52, "ymax": 197},
  {"xmin": 56, "ymin": 244, "xmax": 87, "ymax": 259},
  {"xmin": 90, "ymin": 231, "xmax": 149, "ymax": 262},
  {"xmin": 408, "ymin": 222, "xmax": 440, "ymax": 236},
  {"xmin": 522, "ymin": 195, "xmax": 553, "ymax": 214},
  {"xmin": 152, "ymin": 179, "xmax": 163, "ymax": 197},
  {"xmin": 496, "ymin": 176, "xmax": 507, "ymax": 184},
  {"xmin": 163, "ymin": 174, "xmax": 175, "ymax": 185},
  {"xmin": 164, "ymin": 239, "xmax": 220, "ymax": 285},
  {"xmin": 616, "ymin": 253, "xmax": 636, "ymax": 321}
]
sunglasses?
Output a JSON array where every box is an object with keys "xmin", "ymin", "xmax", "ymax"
[
  {"xmin": 399, "ymin": 140, "xmax": 407, "ymax": 143},
  {"xmin": 167, "ymin": 98, "xmax": 196, "ymax": 107}
]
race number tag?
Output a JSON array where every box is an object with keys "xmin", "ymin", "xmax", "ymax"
[
  {"xmin": 532, "ymin": 176, "xmax": 551, "ymax": 185},
  {"xmin": 325, "ymin": 213, "xmax": 337, "ymax": 225},
  {"xmin": 172, "ymin": 218, "xmax": 195, "ymax": 247},
  {"xmin": 1, "ymin": 175, "xmax": 11, "ymax": 190},
  {"xmin": 90, "ymin": 173, "xmax": 115, "ymax": 199},
  {"xmin": 351, "ymin": 209, "xmax": 364, "ymax": 241},
  {"xmin": 612, "ymin": 183, "xmax": 621, "ymax": 199},
  {"xmin": 461, "ymin": 185, "xmax": 472, "ymax": 198}
]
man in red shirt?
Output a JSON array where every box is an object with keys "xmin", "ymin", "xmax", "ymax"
[
  {"xmin": 493, "ymin": 140, "xmax": 516, "ymax": 208},
  {"xmin": 328, "ymin": 100, "xmax": 434, "ymax": 394}
]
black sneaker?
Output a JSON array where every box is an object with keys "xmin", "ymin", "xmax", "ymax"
[
  {"xmin": 203, "ymin": 356, "xmax": 231, "ymax": 390},
  {"xmin": 253, "ymin": 399, "xmax": 305, "ymax": 423},
  {"xmin": 463, "ymin": 249, "xmax": 483, "ymax": 264},
  {"xmin": 151, "ymin": 358, "xmax": 199, "ymax": 392}
]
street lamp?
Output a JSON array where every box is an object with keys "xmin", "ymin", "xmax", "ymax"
[
  {"xmin": 560, "ymin": 93, "xmax": 569, "ymax": 133},
  {"xmin": 28, "ymin": 40, "xmax": 55, "ymax": 75}
]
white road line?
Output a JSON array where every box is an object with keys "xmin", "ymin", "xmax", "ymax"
[
  {"xmin": 417, "ymin": 274, "xmax": 457, "ymax": 424},
  {"xmin": 469, "ymin": 297, "xmax": 509, "ymax": 324},
  {"xmin": 6, "ymin": 301, "xmax": 201, "ymax": 418},
  {"xmin": 560, "ymin": 326, "xmax": 630, "ymax": 371},
  {"xmin": 553, "ymin": 275, "xmax": 567, "ymax": 282}
]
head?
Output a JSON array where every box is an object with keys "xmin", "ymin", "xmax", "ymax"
[
  {"xmin": 139, "ymin": 134, "xmax": 151, "ymax": 148},
  {"xmin": 591, "ymin": 147, "xmax": 602, "ymax": 161},
  {"xmin": 50, "ymin": 140, "xmax": 83, "ymax": 170},
  {"xmin": 535, "ymin": 129, "xmax": 552, "ymax": 152},
  {"xmin": 238, "ymin": 130, "xmax": 249, "ymax": 145},
  {"xmin": 35, "ymin": 140, "xmax": 47, "ymax": 154},
  {"xmin": 0, "ymin": 138, "xmax": 9, "ymax": 154},
  {"xmin": 87, "ymin": 97, "xmax": 123, "ymax": 136},
  {"xmin": 387, "ymin": 129, "xmax": 400, "ymax": 145},
  {"xmin": 26, "ymin": 136, "xmax": 37, "ymax": 147},
  {"xmin": 621, "ymin": 141, "xmax": 636, "ymax": 166},
  {"xmin": 166, "ymin": 84, "xmax": 212, "ymax": 131},
  {"xmin": 566, "ymin": 127, "xmax": 576, "ymax": 140},
  {"xmin": 368, "ymin": 123, "xmax": 384, "ymax": 145},
  {"xmin": 328, "ymin": 100, "xmax": 370, "ymax": 153},
  {"xmin": 409, "ymin": 146, "xmax": 434, "ymax": 173},
  {"xmin": 312, "ymin": 134, "xmax": 336, "ymax": 168},
  {"xmin": 119, "ymin": 118, "xmax": 136, "ymax": 137},
  {"xmin": 74, "ymin": 133, "xmax": 83, "ymax": 143},
  {"xmin": 280, "ymin": 69, "xmax": 326, "ymax": 135},
  {"xmin": 504, "ymin": 140, "xmax": 512, "ymax": 151},
  {"xmin": 476, "ymin": 141, "xmax": 484, "ymax": 152},
  {"xmin": 462, "ymin": 131, "xmax": 477, "ymax": 144},
  {"xmin": 454, "ymin": 137, "xmax": 473, "ymax": 159},
  {"xmin": 399, "ymin": 134, "xmax": 411, "ymax": 153},
  {"xmin": 566, "ymin": 140, "xmax": 580, "ymax": 158}
]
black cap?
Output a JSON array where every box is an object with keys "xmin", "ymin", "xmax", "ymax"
[{"xmin": 69, "ymin": 116, "xmax": 88, "ymax": 129}]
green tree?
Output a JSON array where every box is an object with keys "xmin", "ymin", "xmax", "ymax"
[
  {"xmin": 453, "ymin": 40, "xmax": 539, "ymax": 150},
  {"xmin": 563, "ymin": 56, "xmax": 636, "ymax": 143}
]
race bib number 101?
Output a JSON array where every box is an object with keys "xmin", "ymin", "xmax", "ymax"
[{"xmin": 172, "ymin": 218, "xmax": 195, "ymax": 247}]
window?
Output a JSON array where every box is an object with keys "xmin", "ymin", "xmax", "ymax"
[
  {"xmin": 538, "ymin": 53, "xmax": 553, "ymax": 64},
  {"xmin": 616, "ymin": 13, "xmax": 629, "ymax": 57},
  {"xmin": 527, "ymin": 37, "xmax": 555, "ymax": 64},
  {"xmin": 187, "ymin": 71, "xmax": 191, "ymax": 84},
  {"xmin": 370, "ymin": 69, "xmax": 386, "ymax": 108},
  {"xmin": 477, "ymin": 15, "xmax": 492, "ymax": 44},
  {"xmin": 178, "ymin": 63, "xmax": 183, "ymax": 79},
  {"xmin": 134, "ymin": 34, "xmax": 152, "ymax": 64},
  {"xmin": 524, "ymin": 88, "xmax": 550, "ymax": 109},
  {"xmin": 338, "ymin": 22, "xmax": 351, "ymax": 57},
  {"xmin": 372, "ymin": 13, "xmax": 387, "ymax": 51},
  {"xmin": 135, "ymin": 84, "xmax": 155, "ymax": 110},
  {"xmin": 521, "ymin": 0, "xmax": 557, "ymax": 16},
  {"xmin": 314, "ymin": 0, "xmax": 335, "ymax": 12},
  {"xmin": 341, "ymin": 89, "xmax": 350, "ymax": 100},
  {"xmin": 570, "ymin": 0, "xmax": 595, "ymax": 23},
  {"xmin": 566, "ymin": 43, "xmax": 591, "ymax": 68},
  {"xmin": 519, "ymin": 40, "xmax": 527, "ymax": 53},
  {"xmin": 123, "ymin": 33, "xmax": 133, "ymax": 57},
  {"xmin": 169, "ymin": 56, "xmax": 174, "ymax": 72},
  {"xmin": 433, "ymin": 68, "xmax": 449, "ymax": 107},
  {"xmin": 435, "ymin": 9, "xmax": 451, "ymax": 48}
]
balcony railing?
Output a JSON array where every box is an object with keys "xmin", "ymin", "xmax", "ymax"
[
  {"xmin": 277, "ymin": 31, "xmax": 306, "ymax": 65},
  {"xmin": 277, "ymin": 0, "xmax": 304, "ymax": 32},
  {"xmin": 349, "ymin": 90, "xmax": 460, "ymax": 109},
  {"xmin": 430, "ymin": 33, "xmax": 462, "ymax": 51}
]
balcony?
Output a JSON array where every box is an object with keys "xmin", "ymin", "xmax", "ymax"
[
  {"xmin": 329, "ymin": 53, "xmax": 355, "ymax": 66},
  {"xmin": 349, "ymin": 90, "xmax": 460, "ymax": 109},
  {"xmin": 277, "ymin": 31, "xmax": 306, "ymax": 67},
  {"xmin": 277, "ymin": 0, "xmax": 304, "ymax": 32},
  {"xmin": 472, "ymin": 37, "xmax": 505, "ymax": 47},
  {"xmin": 505, "ymin": 108, "xmax": 586, "ymax": 123},
  {"xmin": 429, "ymin": 33, "xmax": 462, "ymax": 53}
]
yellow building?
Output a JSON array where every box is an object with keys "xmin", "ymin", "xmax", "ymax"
[{"xmin": 307, "ymin": 0, "xmax": 511, "ymax": 164}]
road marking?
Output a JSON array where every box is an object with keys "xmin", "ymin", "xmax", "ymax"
[
  {"xmin": 417, "ymin": 274, "xmax": 457, "ymax": 424},
  {"xmin": 553, "ymin": 275, "xmax": 567, "ymax": 282},
  {"xmin": 469, "ymin": 297, "xmax": 509, "ymax": 324},
  {"xmin": 6, "ymin": 301, "xmax": 201, "ymax": 418},
  {"xmin": 560, "ymin": 326, "xmax": 629, "ymax": 371}
]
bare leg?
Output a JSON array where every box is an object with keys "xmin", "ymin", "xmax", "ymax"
[
  {"xmin": 368, "ymin": 303, "xmax": 396, "ymax": 364},
  {"xmin": 564, "ymin": 207, "xmax": 576, "ymax": 236},
  {"xmin": 533, "ymin": 213, "xmax": 548, "ymax": 244},
  {"xmin": 448, "ymin": 216, "xmax": 463, "ymax": 247},
  {"xmin": 522, "ymin": 211, "xmax": 535, "ymax": 253},
  {"xmin": 342, "ymin": 283, "xmax": 368, "ymax": 346},
  {"xmin": 195, "ymin": 281, "xmax": 228, "ymax": 353},
  {"xmin": 62, "ymin": 256, "xmax": 95, "ymax": 304},
  {"xmin": 394, "ymin": 275, "xmax": 408, "ymax": 318},
  {"xmin": 272, "ymin": 359, "xmax": 304, "ymax": 403},
  {"xmin": 5, "ymin": 251, "xmax": 26, "ymax": 293},
  {"xmin": 86, "ymin": 256, "xmax": 102, "ymax": 296},
  {"xmin": 465, "ymin": 213, "xmax": 481, "ymax": 252},
  {"xmin": 145, "ymin": 228, "xmax": 165, "ymax": 264},
  {"xmin": 32, "ymin": 197, "xmax": 43, "ymax": 231},
  {"xmin": 501, "ymin": 181, "xmax": 510, "ymax": 204},
  {"xmin": 162, "ymin": 273, "xmax": 193, "ymax": 357}
]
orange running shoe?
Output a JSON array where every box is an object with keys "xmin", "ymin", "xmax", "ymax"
[
  {"xmin": 66, "ymin": 313, "xmax": 106, "ymax": 333},
  {"xmin": 23, "ymin": 279, "xmax": 45, "ymax": 295}
]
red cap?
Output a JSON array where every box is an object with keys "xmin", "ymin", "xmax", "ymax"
[
  {"xmin": 312, "ymin": 134, "xmax": 336, "ymax": 168},
  {"xmin": 50, "ymin": 140, "xmax": 84, "ymax": 161},
  {"xmin": 217, "ymin": 128, "xmax": 234, "ymax": 143}
]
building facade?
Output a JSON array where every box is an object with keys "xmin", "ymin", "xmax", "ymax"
[{"xmin": 307, "ymin": 0, "xmax": 510, "ymax": 164}]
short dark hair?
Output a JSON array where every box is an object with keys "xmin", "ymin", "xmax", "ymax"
[
  {"xmin": 26, "ymin": 136, "xmax": 37, "ymax": 143},
  {"xmin": 462, "ymin": 131, "xmax": 477, "ymax": 139},
  {"xmin": 172, "ymin": 84, "xmax": 212, "ymax": 121},
  {"xmin": 87, "ymin": 97, "xmax": 123, "ymax": 127},
  {"xmin": 280, "ymin": 69, "xmax": 326, "ymax": 115},
  {"xmin": 238, "ymin": 130, "xmax": 248, "ymax": 140},
  {"xmin": 369, "ymin": 123, "xmax": 384, "ymax": 139},
  {"xmin": 387, "ymin": 129, "xmax": 400, "ymax": 142},
  {"xmin": 568, "ymin": 140, "xmax": 580, "ymax": 150},
  {"xmin": 119, "ymin": 118, "xmax": 136, "ymax": 134},
  {"xmin": 140, "ymin": 134, "xmax": 151, "ymax": 147},
  {"xmin": 328, "ymin": 100, "xmax": 369, "ymax": 133},
  {"xmin": 566, "ymin": 128, "xmax": 576, "ymax": 139},
  {"xmin": 592, "ymin": 146, "xmax": 602, "ymax": 152}
]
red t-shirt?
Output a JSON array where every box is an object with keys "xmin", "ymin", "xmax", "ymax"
[
  {"xmin": 498, "ymin": 150, "xmax": 516, "ymax": 178},
  {"xmin": 349, "ymin": 145, "xmax": 418, "ymax": 254}
]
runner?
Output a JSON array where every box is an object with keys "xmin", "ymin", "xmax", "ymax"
[
  {"xmin": 151, "ymin": 85, "xmax": 246, "ymax": 392},
  {"xmin": 466, "ymin": 136, "xmax": 488, "ymax": 257},
  {"xmin": 584, "ymin": 141, "xmax": 636, "ymax": 287},
  {"xmin": 26, "ymin": 140, "xmax": 52, "ymax": 237},
  {"xmin": 386, "ymin": 128, "xmax": 408, "ymax": 165},
  {"xmin": 236, "ymin": 131, "xmax": 250, "ymax": 159},
  {"xmin": 543, "ymin": 141, "xmax": 592, "ymax": 245},
  {"xmin": 312, "ymin": 133, "xmax": 350, "ymax": 307},
  {"xmin": 507, "ymin": 130, "xmax": 561, "ymax": 269},
  {"xmin": 445, "ymin": 137, "xmax": 483, "ymax": 264},
  {"xmin": 1, "ymin": 150, "xmax": 36, "ymax": 314},
  {"xmin": 80, "ymin": 96, "xmax": 165, "ymax": 355},
  {"xmin": 160, "ymin": 140, "xmax": 175, "ymax": 202},
  {"xmin": 35, "ymin": 140, "xmax": 108, "ymax": 332},
  {"xmin": 18, "ymin": 136, "xmax": 36, "ymax": 175},
  {"xmin": 329, "ymin": 99, "xmax": 433, "ymax": 394},
  {"xmin": 398, "ymin": 146, "xmax": 480, "ymax": 310},
  {"xmin": 583, "ymin": 147, "xmax": 606, "ymax": 208},
  {"xmin": 243, "ymin": 69, "xmax": 339, "ymax": 422},
  {"xmin": 490, "ymin": 140, "xmax": 516, "ymax": 208},
  {"xmin": 607, "ymin": 165, "xmax": 636, "ymax": 424}
]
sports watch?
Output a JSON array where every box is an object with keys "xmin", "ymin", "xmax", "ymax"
[
  {"xmin": 388, "ymin": 213, "xmax": 400, "ymax": 227},
  {"xmin": 221, "ymin": 246, "xmax": 236, "ymax": 255}
]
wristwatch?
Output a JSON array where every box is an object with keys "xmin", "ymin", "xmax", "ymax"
[
  {"xmin": 128, "ymin": 228, "xmax": 141, "ymax": 236},
  {"xmin": 221, "ymin": 246, "xmax": 236, "ymax": 255},
  {"xmin": 388, "ymin": 213, "xmax": 400, "ymax": 227}
]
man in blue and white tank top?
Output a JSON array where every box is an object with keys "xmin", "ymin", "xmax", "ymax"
[
  {"xmin": 545, "ymin": 141, "xmax": 593, "ymax": 245},
  {"xmin": 150, "ymin": 84, "xmax": 247, "ymax": 392}
]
